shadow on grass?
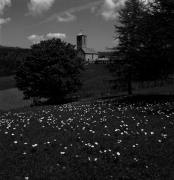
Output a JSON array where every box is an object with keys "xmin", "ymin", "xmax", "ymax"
[
  {"xmin": 30, "ymin": 94, "xmax": 174, "ymax": 111},
  {"xmin": 31, "ymin": 96, "xmax": 79, "ymax": 107},
  {"xmin": 118, "ymin": 94, "xmax": 174, "ymax": 103}
]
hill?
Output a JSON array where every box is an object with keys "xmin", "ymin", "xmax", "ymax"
[{"xmin": 0, "ymin": 98, "xmax": 174, "ymax": 179}]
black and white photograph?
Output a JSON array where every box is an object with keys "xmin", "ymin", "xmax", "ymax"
[{"xmin": 0, "ymin": 0, "xmax": 174, "ymax": 179}]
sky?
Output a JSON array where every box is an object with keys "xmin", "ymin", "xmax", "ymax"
[{"xmin": 0, "ymin": 0, "xmax": 127, "ymax": 51}]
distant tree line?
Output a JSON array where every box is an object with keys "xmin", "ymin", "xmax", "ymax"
[
  {"xmin": 0, "ymin": 46, "xmax": 30, "ymax": 76},
  {"xmin": 114, "ymin": 0, "xmax": 174, "ymax": 94}
]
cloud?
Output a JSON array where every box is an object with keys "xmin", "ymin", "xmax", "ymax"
[
  {"xmin": 56, "ymin": 1, "xmax": 102, "ymax": 22},
  {"xmin": 46, "ymin": 33, "xmax": 66, "ymax": 39},
  {"xmin": 99, "ymin": 0, "xmax": 151, "ymax": 20},
  {"xmin": 28, "ymin": 34, "xmax": 45, "ymax": 44},
  {"xmin": 100, "ymin": 0, "xmax": 126, "ymax": 20},
  {"xmin": 54, "ymin": 0, "xmax": 127, "ymax": 22},
  {"xmin": 38, "ymin": 0, "xmax": 128, "ymax": 24},
  {"xmin": 0, "ymin": 0, "xmax": 11, "ymax": 14},
  {"xmin": 28, "ymin": 32, "xmax": 66, "ymax": 44},
  {"xmin": 40, "ymin": 1, "xmax": 102, "ymax": 24},
  {"xmin": 0, "ymin": 17, "xmax": 11, "ymax": 25},
  {"xmin": 0, "ymin": 1, "xmax": 11, "ymax": 29},
  {"xmin": 57, "ymin": 12, "xmax": 76, "ymax": 22},
  {"xmin": 28, "ymin": 0, "xmax": 55, "ymax": 15}
]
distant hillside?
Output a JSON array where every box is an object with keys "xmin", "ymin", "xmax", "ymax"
[{"xmin": 0, "ymin": 45, "xmax": 30, "ymax": 76}]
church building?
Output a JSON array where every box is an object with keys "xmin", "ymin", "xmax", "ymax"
[{"xmin": 76, "ymin": 33, "xmax": 98, "ymax": 63}]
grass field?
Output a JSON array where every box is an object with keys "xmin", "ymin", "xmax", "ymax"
[
  {"xmin": 0, "ymin": 64, "xmax": 174, "ymax": 111},
  {"xmin": 0, "ymin": 98, "xmax": 174, "ymax": 179},
  {"xmin": 0, "ymin": 76, "xmax": 16, "ymax": 91},
  {"xmin": 0, "ymin": 88, "xmax": 31, "ymax": 111},
  {"xmin": 0, "ymin": 64, "xmax": 115, "ymax": 110},
  {"xmin": 77, "ymin": 64, "xmax": 115, "ymax": 98},
  {"xmin": 0, "ymin": 64, "xmax": 115, "ymax": 97}
]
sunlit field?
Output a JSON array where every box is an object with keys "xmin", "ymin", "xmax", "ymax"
[{"xmin": 0, "ymin": 99, "xmax": 174, "ymax": 180}]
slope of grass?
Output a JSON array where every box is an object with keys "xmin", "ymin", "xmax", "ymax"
[
  {"xmin": 77, "ymin": 64, "xmax": 115, "ymax": 98},
  {"xmin": 0, "ymin": 64, "xmax": 115, "ymax": 110},
  {"xmin": 0, "ymin": 88, "xmax": 31, "ymax": 111},
  {"xmin": 0, "ymin": 76, "xmax": 16, "ymax": 91},
  {"xmin": 0, "ymin": 65, "xmax": 174, "ymax": 111},
  {"xmin": 0, "ymin": 99, "xmax": 174, "ymax": 179}
]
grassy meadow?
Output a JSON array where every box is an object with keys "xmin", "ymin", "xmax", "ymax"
[
  {"xmin": 0, "ymin": 88, "xmax": 31, "ymax": 111},
  {"xmin": 0, "ymin": 98, "xmax": 174, "ymax": 179},
  {"xmin": 1, "ymin": 64, "xmax": 174, "ymax": 111},
  {"xmin": 0, "ymin": 76, "xmax": 16, "ymax": 91},
  {"xmin": 0, "ymin": 64, "xmax": 174, "ymax": 179},
  {"xmin": 77, "ymin": 64, "xmax": 115, "ymax": 98},
  {"xmin": 0, "ymin": 64, "xmax": 115, "ymax": 110}
]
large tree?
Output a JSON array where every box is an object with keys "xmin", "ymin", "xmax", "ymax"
[
  {"xmin": 115, "ymin": 0, "xmax": 146, "ymax": 94},
  {"xmin": 149, "ymin": 0, "xmax": 174, "ymax": 76},
  {"xmin": 114, "ymin": 0, "xmax": 174, "ymax": 94},
  {"xmin": 15, "ymin": 38, "xmax": 84, "ymax": 104}
]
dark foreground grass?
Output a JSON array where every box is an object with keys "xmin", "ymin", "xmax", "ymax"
[{"xmin": 0, "ymin": 98, "xmax": 174, "ymax": 180}]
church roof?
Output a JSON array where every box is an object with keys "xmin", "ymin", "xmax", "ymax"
[{"xmin": 81, "ymin": 47, "xmax": 98, "ymax": 54}]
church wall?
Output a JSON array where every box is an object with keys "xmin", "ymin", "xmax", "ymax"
[
  {"xmin": 85, "ymin": 54, "xmax": 98, "ymax": 63},
  {"xmin": 84, "ymin": 54, "xmax": 96, "ymax": 62},
  {"xmin": 93, "ymin": 54, "xmax": 98, "ymax": 60}
]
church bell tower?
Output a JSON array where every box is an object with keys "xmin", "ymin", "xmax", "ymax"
[{"xmin": 76, "ymin": 32, "xmax": 87, "ymax": 50}]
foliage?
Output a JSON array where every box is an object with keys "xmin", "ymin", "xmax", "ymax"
[
  {"xmin": 15, "ymin": 38, "xmax": 84, "ymax": 104},
  {"xmin": 114, "ymin": 0, "xmax": 174, "ymax": 94},
  {"xmin": 149, "ymin": 0, "xmax": 174, "ymax": 75},
  {"xmin": 0, "ymin": 46, "xmax": 30, "ymax": 76},
  {"xmin": 114, "ymin": 0, "xmax": 146, "ymax": 94}
]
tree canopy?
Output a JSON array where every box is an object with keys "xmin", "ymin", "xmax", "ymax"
[
  {"xmin": 114, "ymin": 0, "xmax": 174, "ymax": 94},
  {"xmin": 15, "ymin": 38, "xmax": 84, "ymax": 104}
]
